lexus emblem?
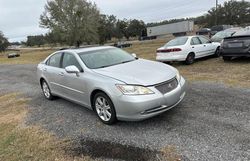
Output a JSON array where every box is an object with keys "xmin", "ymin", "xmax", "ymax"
[{"xmin": 168, "ymin": 83, "xmax": 173, "ymax": 89}]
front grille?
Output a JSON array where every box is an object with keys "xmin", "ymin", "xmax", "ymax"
[{"xmin": 155, "ymin": 78, "xmax": 178, "ymax": 94}]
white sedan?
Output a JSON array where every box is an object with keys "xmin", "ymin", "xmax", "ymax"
[{"xmin": 156, "ymin": 36, "xmax": 221, "ymax": 64}]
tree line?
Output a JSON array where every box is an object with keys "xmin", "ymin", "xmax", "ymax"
[{"xmin": 1, "ymin": 0, "xmax": 250, "ymax": 50}]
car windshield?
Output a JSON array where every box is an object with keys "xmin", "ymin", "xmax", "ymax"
[
  {"xmin": 164, "ymin": 37, "xmax": 188, "ymax": 47},
  {"xmin": 78, "ymin": 48, "xmax": 136, "ymax": 69}
]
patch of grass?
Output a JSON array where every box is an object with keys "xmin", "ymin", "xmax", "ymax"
[
  {"xmin": 125, "ymin": 38, "xmax": 169, "ymax": 60},
  {"xmin": 174, "ymin": 57, "xmax": 250, "ymax": 88},
  {"xmin": 0, "ymin": 93, "xmax": 92, "ymax": 161},
  {"xmin": 0, "ymin": 49, "xmax": 55, "ymax": 65}
]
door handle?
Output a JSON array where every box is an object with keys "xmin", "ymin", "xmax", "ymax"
[
  {"xmin": 43, "ymin": 68, "xmax": 47, "ymax": 71},
  {"xmin": 192, "ymin": 46, "xmax": 194, "ymax": 48},
  {"xmin": 204, "ymin": 45, "xmax": 206, "ymax": 47},
  {"xmin": 59, "ymin": 72, "xmax": 64, "ymax": 76}
]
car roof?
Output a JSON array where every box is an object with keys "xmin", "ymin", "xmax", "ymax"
[
  {"xmin": 233, "ymin": 29, "xmax": 250, "ymax": 36},
  {"xmin": 60, "ymin": 46, "xmax": 115, "ymax": 54}
]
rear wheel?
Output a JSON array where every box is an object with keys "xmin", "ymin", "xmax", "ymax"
[
  {"xmin": 223, "ymin": 56, "xmax": 232, "ymax": 61},
  {"xmin": 41, "ymin": 80, "xmax": 55, "ymax": 100},
  {"xmin": 185, "ymin": 53, "xmax": 195, "ymax": 65},
  {"xmin": 93, "ymin": 92, "xmax": 117, "ymax": 125},
  {"xmin": 214, "ymin": 47, "xmax": 220, "ymax": 57}
]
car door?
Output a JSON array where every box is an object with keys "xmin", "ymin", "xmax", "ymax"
[
  {"xmin": 190, "ymin": 37, "xmax": 204, "ymax": 58},
  {"xmin": 60, "ymin": 52, "xmax": 87, "ymax": 105},
  {"xmin": 198, "ymin": 36, "xmax": 215, "ymax": 56},
  {"xmin": 43, "ymin": 52, "xmax": 65, "ymax": 95}
]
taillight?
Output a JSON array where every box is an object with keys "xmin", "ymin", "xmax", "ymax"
[{"xmin": 157, "ymin": 48, "xmax": 182, "ymax": 53}]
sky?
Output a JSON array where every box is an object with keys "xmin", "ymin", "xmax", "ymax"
[{"xmin": 0, "ymin": 0, "xmax": 231, "ymax": 42}]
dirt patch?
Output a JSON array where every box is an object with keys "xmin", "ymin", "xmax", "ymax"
[
  {"xmin": 69, "ymin": 139, "xmax": 158, "ymax": 161},
  {"xmin": 68, "ymin": 138, "xmax": 189, "ymax": 161}
]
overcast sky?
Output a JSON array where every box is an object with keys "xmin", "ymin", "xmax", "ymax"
[{"xmin": 0, "ymin": 0, "xmax": 231, "ymax": 42}]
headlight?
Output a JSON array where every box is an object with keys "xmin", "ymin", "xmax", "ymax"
[
  {"xmin": 176, "ymin": 70, "xmax": 181, "ymax": 82},
  {"xmin": 116, "ymin": 85, "xmax": 154, "ymax": 95}
]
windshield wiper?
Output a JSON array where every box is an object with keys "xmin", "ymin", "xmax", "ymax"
[
  {"xmin": 99, "ymin": 65, "xmax": 112, "ymax": 68},
  {"xmin": 121, "ymin": 60, "xmax": 134, "ymax": 64}
]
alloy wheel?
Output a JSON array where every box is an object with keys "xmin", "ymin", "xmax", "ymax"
[
  {"xmin": 43, "ymin": 81, "xmax": 51, "ymax": 98},
  {"xmin": 95, "ymin": 96, "xmax": 112, "ymax": 122}
]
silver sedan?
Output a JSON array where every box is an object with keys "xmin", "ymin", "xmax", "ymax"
[{"xmin": 37, "ymin": 46, "xmax": 186, "ymax": 124}]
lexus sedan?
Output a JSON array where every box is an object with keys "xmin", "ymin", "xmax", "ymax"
[
  {"xmin": 37, "ymin": 46, "xmax": 186, "ymax": 124},
  {"xmin": 220, "ymin": 29, "xmax": 250, "ymax": 61},
  {"xmin": 156, "ymin": 36, "xmax": 220, "ymax": 65}
]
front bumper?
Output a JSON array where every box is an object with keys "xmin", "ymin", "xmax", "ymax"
[{"xmin": 113, "ymin": 77, "xmax": 187, "ymax": 121}]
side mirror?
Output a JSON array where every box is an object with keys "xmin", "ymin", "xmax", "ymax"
[
  {"xmin": 65, "ymin": 65, "xmax": 80, "ymax": 76},
  {"xmin": 131, "ymin": 53, "xmax": 137, "ymax": 58}
]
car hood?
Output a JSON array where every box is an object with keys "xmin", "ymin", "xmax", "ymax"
[{"xmin": 92, "ymin": 59, "xmax": 177, "ymax": 86}]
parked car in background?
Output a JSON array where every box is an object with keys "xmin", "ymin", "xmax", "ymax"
[
  {"xmin": 37, "ymin": 46, "xmax": 186, "ymax": 124},
  {"xmin": 8, "ymin": 52, "xmax": 20, "ymax": 58},
  {"xmin": 210, "ymin": 25, "xmax": 233, "ymax": 35},
  {"xmin": 114, "ymin": 41, "xmax": 132, "ymax": 48},
  {"xmin": 220, "ymin": 29, "xmax": 250, "ymax": 61},
  {"xmin": 211, "ymin": 27, "xmax": 242, "ymax": 43},
  {"xmin": 156, "ymin": 36, "xmax": 220, "ymax": 65},
  {"xmin": 196, "ymin": 28, "xmax": 211, "ymax": 37}
]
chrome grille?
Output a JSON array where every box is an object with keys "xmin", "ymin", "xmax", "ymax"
[{"xmin": 155, "ymin": 78, "xmax": 178, "ymax": 94}]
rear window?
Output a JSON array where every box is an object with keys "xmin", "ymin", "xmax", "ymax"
[{"xmin": 164, "ymin": 37, "xmax": 188, "ymax": 47}]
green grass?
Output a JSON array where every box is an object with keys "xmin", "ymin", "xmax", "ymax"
[{"xmin": 0, "ymin": 49, "xmax": 55, "ymax": 64}]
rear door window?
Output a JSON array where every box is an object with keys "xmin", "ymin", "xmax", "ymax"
[
  {"xmin": 198, "ymin": 36, "xmax": 210, "ymax": 44},
  {"xmin": 47, "ymin": 53, "xmax": 62, "ymax": 68},
  {"xmin": 191, "ymin": 37, "xmax": 202, "ymax": 45}
]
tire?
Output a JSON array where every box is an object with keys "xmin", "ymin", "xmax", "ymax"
[
  {"xmin": 223, "ymin": 56, "xmax": 232, "ymax": 61},
  {"xmin": 214, "ymin": 47, "xmax": 220, "ymax": 57},
  {"xmin": 41, "ymin": 80, "xmax": 55, "ymax": 100},
  {"xmin": 93, "ymin": 92, "xmax": 117, "ymax": 125},
  {"xmin": 185, "ymin": 53, "xmax": 195, "ymax": 65}
]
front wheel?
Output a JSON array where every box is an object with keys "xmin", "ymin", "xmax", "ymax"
[
  {"xmin": 93, "ymin": 93, "xmax": 117, "ymax": 125},
  {"xmin": 41, "ymin": 80, "xmax": 55, "ymax": 100},
  {"xmin": 185, "ymin": 53, "xmax": 195, "ymax": 65},
  {"xmin": 214, "ymin": 47, "xmax": 220, "ymax": 57}
]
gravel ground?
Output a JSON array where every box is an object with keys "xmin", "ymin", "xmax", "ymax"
[{"xmin": 0, "ymin": 64, "xmax": 249, "ymax": 161}]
